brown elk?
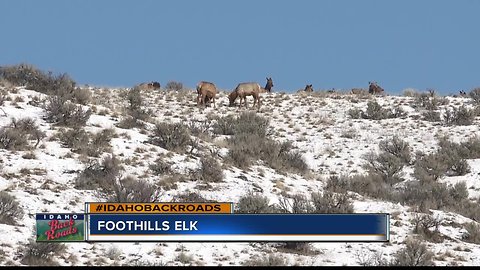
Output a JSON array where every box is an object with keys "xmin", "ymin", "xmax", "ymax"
[
  {"xmin": 137, "ymin": 81, "xmax": 161, "ymax": 90},
  {"xmin": 351, "ymin": 88, "xmax": 366, "ymax": 95},
  {"xmin": 228, "ymin": 91, "xmax": 238, "ymax": 106},
  {"xmin": 196, "ymin": 81, "xmax": 217, "ymax": 108},
  {"xmin": 229, "ymin": 82, "xmax": 267, "ymax": 108},
  {"xmin": 368, "ymin": 81, "xmax": 385, "ymax": 95}
]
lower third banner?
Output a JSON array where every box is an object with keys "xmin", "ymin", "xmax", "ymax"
[{"xmin": 86, "ymin": 214, "xmax": 389, "ymax": 242}]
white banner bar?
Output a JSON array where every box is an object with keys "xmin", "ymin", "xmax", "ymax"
[{"xmin": 86, "ymin": 234, "xmax": 387, "ymax": 241}]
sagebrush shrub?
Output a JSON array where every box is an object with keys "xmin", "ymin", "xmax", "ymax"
[
  {"xmin": 227, "ymin": 133, "xmax": 308, "ymax": 174},
  {"xmin": 413, "ymin": 139, "xmax": 472, "ymax": 180},
  {"xmin": 72, "ymin": 87, "xmax": 91, "ymax": 105},
  {"xmin": 413, "ymin": 152, "xmax": 449, "ymax": 182},
  {"xmin": 149, "ymin": 157, "xmax": 172, "ymax": 175},
  {"xmin": 126, "ymin": 86, "xmax": 148, "ymax": 121},
  {"xmin": 347, "ymin": 108, "xmax": 363, "ymax": 119},
  {"xmin": 422, "ymin": 110, "xmax": 441, "ymax": 122},
  {"xmin": 392, "ymin": 238, "xmax": 434, "ymax": 266},
  {"xmin": 57, "ymin": 128, "xmax": 89, "ymax": 150},
  {"xmin": 411, "ymin": 213, "xmax": 443, "ymax": 243},
  {"xmin": 116, "ymin": 115, "xmax": 145, "ymax": 129},
  {"xmin": 212, "ymin": 114, "xmax": 236, "ymax": 135},
  {"xmin": 186, "ymin": 120, "xmax": 212, "ymax": 138},
  {"xmin": 21, "ymin": 239, "xmax": 65, "ymax": 266},
  {"xmin": 325, "ymin": 175, "xmax": 350, "ymax": 193},
  {"xmin": 278, "ymin": 150, "xmax": 309, "ymax": 175},
  {"xmin": 349, "ymin": 101, "xmax": 406, "ymax": 120},
  {"xmin": 74, "ymin": 155, "xmax": 122, "ymax": 190},
  {"xmin": 325, "ymin": 173, "xmax": 393, "ymax": 201},
  {"xmin": 233, "ymin": 112, "xmax": 271, "ymax": 138},
  {"xmin": 462, "ymin": 222, "xmax": 480, "ymax": 244},
  {"xmin": 165, "ymin": 81, "xmax": 183, "ymax": 91},
  {"xmin": 0, "ymin": 126, "xmax": 28, "ymax": 150},
  {"xmin": 43, "ymin": 96, "xmax": 91, "ymax": 127},
  {"xmin": 311, "ymin": 191, "xmax": 354, "ymax": 213},
  {"xmin": 58, "ymin": 128, "xmax": 113, "ymax": 157},
  {"xmin": 225, "ymin": 113, "xmax": 308, "ymax": 174},
  {"xmin": 363, "ymin": 151, "xmax": 404, "ymax": 185},
  {"xmin": 355, "ymin": 250, "xmax": 390, "ymax": 266},
  {"xmin": 236, "ymin": 193, "xmax": 272, "ymax": 213},
  {"xmin": 198, "ymin": 156, "xmax": 224, "ymax": 183},
  {"xmin": 0, "ymin": 89, "xmax": 6, "ymax": 106},
  {"xmin": 448, "ymin": 158, "xmax": 471, "ymax": 176},
  {"xmin": 398, "ymin": 181, "xmax": 454, "ymax": 212},
  {"xmin": 379, "ymin": 136, "xmax": 412, "ymax": 165},
  {"xmin": 0, "ymin": 118, "xmax": 45, "ymax": 150},
  {"xmin": 227, "ymin": 133, "xmax": 264, "ymax": 168},
  {"xmin": 364, "ymin": 100, "xmax": 390, "ymax": 120},
  {"xmin": 326, "ymin": 169, "xmax": 478, "ymax": 222},
  {"xmin": 469, "ymin": 87, "xmax": 480, "ymax": 103},
  {"xmin": 438, "ymin": 135, "xmax": 480, "ymax": 160},
  {"xmin": 449, "ymin": 182, "xmax": 469, "ymax": 201},
  {"xmin": 243, "ymin": 254, "xmax": 287, "ymax": 266},
  {"xmin": 172, "ymin": 191, "xmax": 211, "ymax": 203},
  {"xmin": 106, "ymin": 176, "xmax": 160, "ymax": 203},
  {"xmin": 452, "ymin": 199, "xmax": 480, "ymax": 224},
  {"xmin": 460, "ymin": 136, "xmax": 480, "ymax": 159},
  {"xmin": 277, "ymin": 193, "xmax": 314, "ymax": 214},
  {"xmin": 0, "ymin": 191, "xmax": 23, "ymax": 225},
  {"xmin": 150, "ymin": 122, "xmax": 191, "ymax": 152},
  {"xmin": 89, "ymin": 129, "xmax": 115, "ymax": 151},
  {"xmin": 414, "ymin": 93, "xmax": 439, "ymax": 110},
  {"xmin": 0, "ymin": 64, "xmax": 75, "ymax": 95},
  {"xmin": 443, "ymin": 105, "xmax": 475, "ymax": 126},
  {"xmin": 0, "ymin": 64, "xmax": 90, "ymax": 104}
]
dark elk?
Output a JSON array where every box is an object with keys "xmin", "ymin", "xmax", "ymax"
[
  {"xmin": 368, "ymin": 81, "xmax": 385, "ymax": 95},
  {"xmin": 265, "ymin": 77, "xmax": 274, "ymax": 93},
  {"xmin": 196, "ymin": 81, "xmax": 217, "ymax": 108},
  {"xmin": 137, "ymin": 81, "xmax": 161, "ymax": 90},
  {"xmin": 304, "ymin": 84, "xmax": 314, "ymax": 92}
]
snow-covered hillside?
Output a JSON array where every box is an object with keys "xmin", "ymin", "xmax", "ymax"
[{"xmin": 0, "ymin": 84, "xmax": 479, "ymax": 266}]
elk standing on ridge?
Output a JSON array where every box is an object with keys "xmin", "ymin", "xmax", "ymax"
[
  {"xmin": 304, "ymin": 84, "xmax": 313, "ymax": 92},
  {"xmin": 196, "ymin": 81, "xmax": 217, "ymax": 108},
  {"xmin": 368, "ymin": 81, "xmax": 385, "ymax": 95},
  {"xmin": 137, "ymin": 81, "xmax": 161, "ymax": 90},
  {"xmin": 265, "ymin": 77, "xmax": 274, "ymax": 92},
  {"xmin": 229, "ymin": 82, "xmax": 267, "ymax": 109}
]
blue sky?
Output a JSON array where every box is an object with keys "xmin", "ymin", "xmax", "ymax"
[{"xmin": 1, "ymin": 0, "xmax": 479, "ymax": 94}]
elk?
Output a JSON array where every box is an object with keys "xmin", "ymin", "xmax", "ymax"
[
  {"xmin": 137, "ymin": 81, "xmax": 161, "ymax": 90},
  {"xmin": 304, "ymin": 84, "xmax": 313, "ymax": 92},
  {"xmin": 265, "ymin": 77, "xmax": 274, "ymax": 92},
  {"xmin": 196, "ymin": 81, "xmax": 217, "ymax": 108},
  {"xmin": 368, "ymin": 81, "xmax": 385, "ymax": 95},
  {"xmin": 351, "ymin": 88, "xmax": 366, "ymax": 94},
  {"xmin": 229, "ymin": 82, "xmax": 267, "ymax": 108}
]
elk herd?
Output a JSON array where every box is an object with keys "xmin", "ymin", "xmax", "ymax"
[
  {"xmin": 194, "ymin": 78, "xmax": 273, "ymax": 109},
  {"xmin": 136, "ymin": 78, "xmax": 394, "ymax": 109}
]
